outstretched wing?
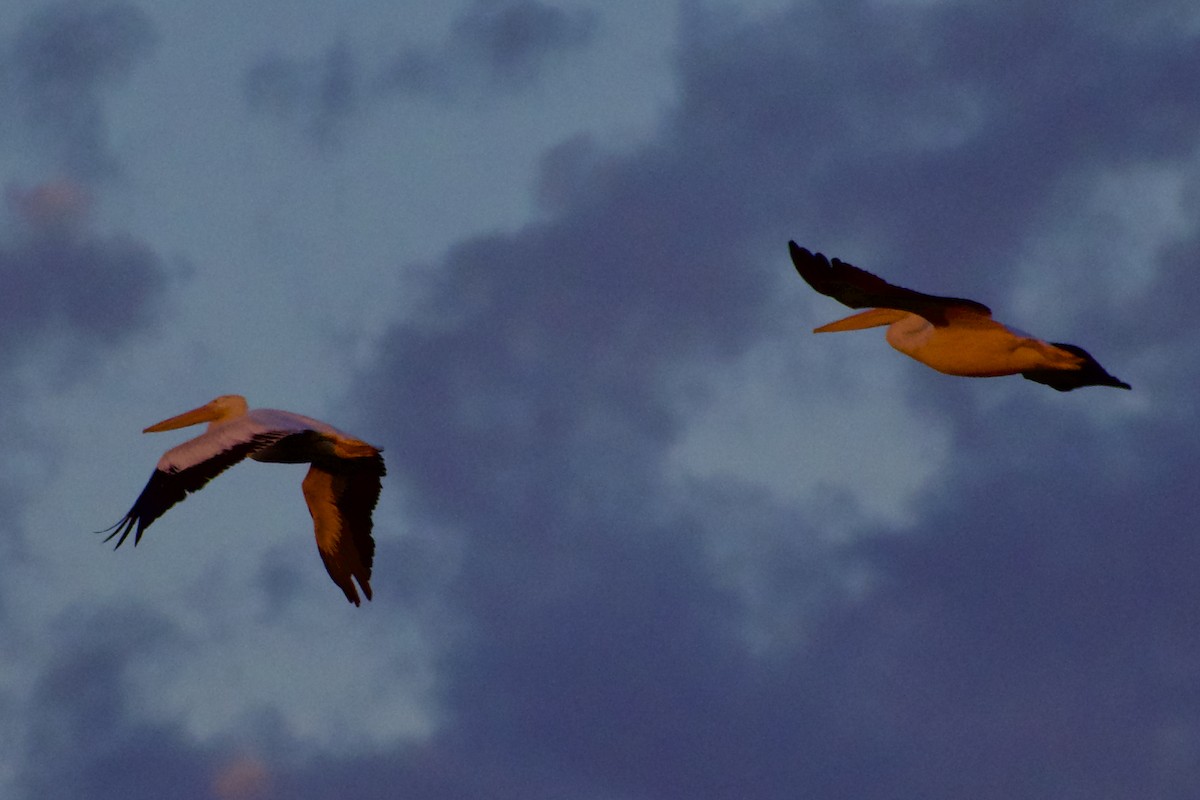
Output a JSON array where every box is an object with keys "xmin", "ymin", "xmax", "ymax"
[
  {"xmin": 101, "ymin": 430, "xmax": 288, "ymax": 548},
  {"xmin": 788, "ymin": 241, "xmax": 992, "ymax": 326},
  {"xmin": 301, "ymin": 452, "xmax": 385, "ymax": 606}
]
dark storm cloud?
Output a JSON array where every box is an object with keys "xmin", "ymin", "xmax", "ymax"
[{"xmin": 5, "ymin": 2, "xmax": 156, "ymax": 178}]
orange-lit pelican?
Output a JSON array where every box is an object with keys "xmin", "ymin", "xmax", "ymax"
[
  {"xmin": 789, "ymin": 242, "xmax": 1130, "ymax": 391},
  {"xmin": 102, "ymin": 395, "xmax": 385, "ymax": 605}
]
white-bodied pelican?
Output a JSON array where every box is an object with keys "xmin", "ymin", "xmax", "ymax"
[
  {"xmin": 102, "ymin": 395, "xmax": 385, "ymax": 605},
  {"xmin": 789, "ymin": 242, "xmax": 1130, "ymax": 391}
]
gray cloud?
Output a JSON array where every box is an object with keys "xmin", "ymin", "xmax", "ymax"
[
  {"xmin": 5, "ymin": 2, "xmax": 157, "ymax": 179},
  {"xmin": 0, "ymin": 4, "xmax": 167, "ymax": 575},
  {"xmin": 0, "ymin": 202, "xmax": 171, "ymax": 759},
  {"xmin": 824, "ymin": 407, "xmax": 1200, "ymax": 797},
  {"xmin": 244, "ymin": 1, "xmax": 597, "ymax": 149},
  {"xmin": 242, "ymin": 40, "xmax": 359, "ymax": 153},
  {"xmin": 340, "ymin": 1, "xmax": 1200, "ymax": 797},
  {"xmin": 0, "ymin": 183, "xmax": 168, "ymax": 369},
  {"xmin": 26, "ymin": 0, "xmax": 1200, "ymax": 796},
  {"xmin": 383, "ymin": 0, "xmax": 597, "ymax": 95},
  {"xmin": 16, "ymin": 608, "xmax": 215, "ymax": 800},
  {"xmin": 381, "ymin": 0, "xmax": 596, "ymax": 97},
  {"xmin": 438, "ymin": 0, "xmax": 597, "ymax": 89},
  {"xmin": 0, "ymin": 179, "xmax": 169, "ymax": 558}
]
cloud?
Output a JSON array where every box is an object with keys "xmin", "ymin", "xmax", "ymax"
[
  {"xmin": 339, "ymin": 1, "xmax": 1200, "ymax": 797},
  {"xmin": 16, "ymin": 0, "xmax": 1200, "ymax": 797},
  {"xmin": 814, "ymin": 406, "xmax": 1200, "ymax": 797},
  {"xmin": 437, "ymin": 0, "xmax": 597, "ymax": 89},
  {"xmin": 0, "ymin": 180, "xmax": 168, "ymax": 364},
  {"xmin": 6, "ymin": 179, "xmax": 91, "ymax": 230},
  {"xmin": 244, "ymin": 1, "xmax": 597, "ymax": 149},
  {"xmin": 384, "ymin": 0, "xmax": 598, "ymax": 95},
  {"xmin": 0, "ymin": 10, "xmax": 167, "ymax": 573},
  {"xmin": 5, "ymin": 2, "xmax": 157, "ymax": 179},
  {"xmin": 0, "ymin": 176, "xmax": 170, "ymax": 564},
  {"xmin": 0, "ymin": 4, "xmax": 165, "ymax": 345},
  {"xmin": 210, "ymin": 754, "xmax": 274, "ymax": 800},
  {"xmin": 15, "ymin": 608, "xmax": 216, "ymax": 800},
  {"xmin": 242, "ymin": 40, "xmax": 359, "ymax": 153},
  {"xmin": 381, "ymin": 0, "xmax": 597, "ymax": 97}
]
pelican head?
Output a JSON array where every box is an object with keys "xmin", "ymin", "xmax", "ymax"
[{"xmin": 144, "ymin": 395, "xmax": 249, "ymax": 433}]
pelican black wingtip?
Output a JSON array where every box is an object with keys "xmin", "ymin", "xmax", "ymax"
[
  {"xmin": 97, "ymin": 516, "xmax": 137, "ymax": 549},
  {"xmin": 788, "ymin": 240, "xmax": 824, "ymax": 265}
]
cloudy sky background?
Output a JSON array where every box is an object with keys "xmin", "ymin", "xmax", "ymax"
[{"xmin": 1, "ymin": 0, "xmax": 1197, "ymax": 797}]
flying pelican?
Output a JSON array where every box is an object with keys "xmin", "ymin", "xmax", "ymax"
[
  {"xmin": 102, "ymin": 395, "xmax": 385, "ymax": 605},
  {"xmin": 789, "ymin": 242, "xmax": 1130, "ymax": 391}
]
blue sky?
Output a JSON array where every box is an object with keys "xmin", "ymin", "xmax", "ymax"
[{"xmin": 1, "ymin": 0, "xmax": 1196, "ymax": 797}]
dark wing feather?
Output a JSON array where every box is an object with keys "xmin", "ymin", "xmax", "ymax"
[
  {"xmin": 100, "ymin": 432, "xmax": 286, "ymax": 548},
  {"xmin": 302, "ymin": 452, "xmax": 385, "ymax": 605},
  {"xmin": 1020, "ymin": 343, "xmax": 1132, "ymax": 391},
  {"xmin": 788, "ymin": 241, "xmax": 992, "ymax": 325}
]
